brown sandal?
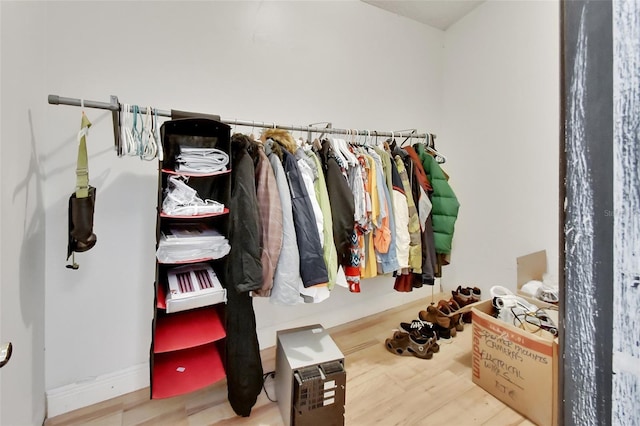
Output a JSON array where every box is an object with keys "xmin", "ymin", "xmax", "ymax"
[
  {"xmin": 385, "ymin": 331, "xmax": 413, "ymax": 356},
  {"xmin": 406, "ymin": 333, "xmax": 437, "ymax": 359},
  {"xmin": 385, "ymin": 331, "xmax": 438, "ymax": 359}
]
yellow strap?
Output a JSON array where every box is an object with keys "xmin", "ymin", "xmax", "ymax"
[{"xmin": 75, "ymin": 113, "xmax": 92, "ymax": 198}]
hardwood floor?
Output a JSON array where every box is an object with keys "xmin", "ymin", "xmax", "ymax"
[{"xmin": 45, "ymin": 295, "xmax": 535, "ymax": 426}]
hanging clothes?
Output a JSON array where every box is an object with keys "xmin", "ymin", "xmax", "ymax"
[
  {"xmin": 228, "ymin": 135, "xmax": 262, "ymax": 293},
  {"xmin": 295, "ymin": 149, "xmax": 325, "ymax": 254},
  {"xmin": 277, "ymin": 147, "xmax": 328, "ymax": 287},
  {"xmin": 346, "ymin": 151, "xmax": 369, "ymax": 291},
  {"xmin": 306, "ymin": 148, "xmax": 339, "ymax": 290},
  {"xmin": 318, "ymin": 140, "xmax": 356, "ymax": 275},
  {"xmin": 403, "ymin": 145, "xmax": 437, "ymax": 287},
  {"xmin": 226, "ymin": 134, "xmax": 263, "ymax": 417},
  {"xmin": 415, "ymin": 143, "xmax": 460, "ymax": 256},
  {"xmin": 389, "ymin": 157, "xmax": 411, "ymax": 272},
  {"xmin": 247, "ymin": 134, "xmax": 283, "ymax": 297},
  {"xmin": 373, "ymin": 150, "xmax": 399, "ymax": 274},
  {"xmin": 295, "ymin": 148, "xmax": 330, "ymax": 303},
  {"xmin": 265, "ymin": 139, "xmax": 304, "ymax": 305},
  {"xmin": 357, "ymin": 153, "xmax": 376, "ymax": 279},
  {"xmin": 393, "ymin": 154, "xmax": 422, "ymax": 272}
]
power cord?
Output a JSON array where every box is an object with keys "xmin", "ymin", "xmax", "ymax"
[{"xmin": 262, "ymin": 371, "xmax": 277, "ymax": 402}]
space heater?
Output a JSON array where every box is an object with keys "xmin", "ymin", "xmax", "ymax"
[{"xmin": 275, "ymin": 325, "xmax": 346, "ymax": 426}]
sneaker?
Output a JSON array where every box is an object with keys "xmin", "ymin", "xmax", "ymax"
[{"xmin": 400, "ymin": 319, "xmax": 438, "ymax": 340}]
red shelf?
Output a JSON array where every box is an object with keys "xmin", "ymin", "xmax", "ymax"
[
  {"xmin": 154, "ymin": 308, "xmax": 226, "ymax": 353},
  {"xmin": 161, "ymin": 168, "xmax": 231, "ymax": 177},
  {"xmin": 151, "ymin": 343, "xmax": 225, "ymax": 399},
  {"xmin": 160, "ymin": 208, "xmax": 229, "ymax": 219},
  {"xmin": 157, "ymin": 284, "xmax": 167, "ymax": 310}
]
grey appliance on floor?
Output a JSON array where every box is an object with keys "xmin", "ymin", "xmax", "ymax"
[{"xmin": 275, "ymin": 324, "xmax": 346, "ymax": 426}]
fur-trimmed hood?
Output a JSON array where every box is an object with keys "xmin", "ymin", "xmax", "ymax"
[{"xmin": 261, "ymin": 129, "xmax": 297, "ymax": 153}]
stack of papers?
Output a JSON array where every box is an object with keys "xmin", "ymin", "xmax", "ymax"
[
  {"xmin": 175, "ymin": 147, "xmax": 229, "ymax": 174},
  {"xmin": 156, "ymin": 223, "xmax": 231, "ymax": 263}
]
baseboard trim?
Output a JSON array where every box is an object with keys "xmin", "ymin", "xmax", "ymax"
[
  {"xmin": 46, "ymin": 363, "xmax": 149, "ymax": 418},
  {"xmin": 45, "ymin": 281, "xmax": 441, "ymax": 418}
]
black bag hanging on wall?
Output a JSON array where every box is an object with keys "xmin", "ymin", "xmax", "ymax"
[{"xmin": 66, "ymin": 112, "xmax": 97, "ymax": 268}]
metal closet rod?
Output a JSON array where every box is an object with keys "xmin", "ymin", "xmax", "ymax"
[{"xmin": 47, "ymin": 94, "xmax": 434, "ymax": 139}]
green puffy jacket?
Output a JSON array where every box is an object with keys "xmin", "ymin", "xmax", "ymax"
[{"xmin": 416, "ymin": 144, "xmax": 460, "ymax": 254}]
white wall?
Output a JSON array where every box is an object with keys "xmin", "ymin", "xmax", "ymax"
[
  {"xmin": 0, "ymin": 0, "xmax": 560, "ymax": 419},
  {"xmin": 441, "ymin": 0, "xmax": 560, "ymax": 295},
  {"xmin": 40, "ymin": 1, "xmax": 445, "ymax": 416},
  {"xmin": 1, "ymin": 2, "xmax": 48, "ymax": 424}
]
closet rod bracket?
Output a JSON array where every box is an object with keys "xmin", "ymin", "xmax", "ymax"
[{"xmin": 110, "ymin": 95, "xmax": 121, "ymax": 156}]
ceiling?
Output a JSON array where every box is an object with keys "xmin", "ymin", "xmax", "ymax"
[{"xmin": 362, "ymin": 1, "xmax": 485, "ymax": 30}]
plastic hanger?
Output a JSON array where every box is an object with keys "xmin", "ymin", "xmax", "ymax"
[
  {"xmin": 141, "ymin": 106, "xmax": 158, "ymax": 160},
  {"xmin": 153, "ymin": 108, "xmax": 163, "ymax": 161},
  {"xmin": 249, "ymin": 121, "xmax": 258, "ymax": 142},
  {"xmin": 121, "ymin": 104, "xmax": 136, "ymax": 156},
  {"xmin": 337, "ymin": 133, "xmax": 357, "ymax": 166},
  {"xmin": 328, "ymin": 137, "xmax": 345, "ymax": 164},
  {"xmin": 424, "ymin": 133, "xmax": 447, "ymax": 164}
]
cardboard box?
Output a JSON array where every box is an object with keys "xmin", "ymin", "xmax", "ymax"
[{"xmin": 472, "ymin": 295, "xmax": 558, "ymax": 426}]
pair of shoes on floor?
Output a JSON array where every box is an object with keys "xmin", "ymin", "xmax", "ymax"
[
  {"xmin": 399, "ymin": 318, "xmax": 438, "ymax": 340},
  {"xmin": 452, "ymin": 285, "xmax": 482, "ymax": 323},
  {"xmin": 384, "ymin": 330, "xmax": 440, "ymax": 359},
  {"xmin": 417, "ymin": 299, "xmax": 464, "ymax": 339}
]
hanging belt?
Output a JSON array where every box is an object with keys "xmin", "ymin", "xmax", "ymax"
[{"xmin": 75, "ymin": 113, "xmax": 92, "ymax": 198}]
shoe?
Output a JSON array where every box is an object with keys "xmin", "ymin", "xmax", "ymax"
[
  {"xmin": 470, "ymin": 287, "xmax": 481, "ymax": 302},
  {"xmin": 384, "ymin": 331, "xmax": 438, "ymax": 359},
  {"xmin": 438, "ymin": 300, "xmax": 463, "ymax": 333},
  {"xmin": 445, "ymin": 299, "xmax": 465, "ymax": 332},
  {"xmin": 419, "ymin": 305, "xmax": 456, "ymax": 338},
  {"xmin": 452, "ymin": 286, "xmax": 475, "ymax": 324},
  {"xmin": 400, "ymin": 319, "xmax": 438, "ymax": 341},
  {"xmin": 385, "ymin": 331, "xmax": 413, "ymax": 356},
  {"xmin": 406, "ymin": 333, "xmax": 438, "ymax": 359}
]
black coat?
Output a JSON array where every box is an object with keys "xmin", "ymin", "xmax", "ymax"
[
  {"xmin": 228, "ymin": 137, "xmax": 262, "ymax": 294},
  {"xmin": 318, "ymin": 140, "xmax": 355, "ymax": 268},
  {"xmin": 225, "ymin": 136, "xmax": 263, "ymax": 416}
]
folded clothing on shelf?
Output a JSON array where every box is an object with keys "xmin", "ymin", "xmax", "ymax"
[
  {"xmin": 156, "ymin": 223, "xmax": 230, "ymax": 263},
  {"xmin": 175, "ymin": 147, "xmax": 229, "ymax": 174}
]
